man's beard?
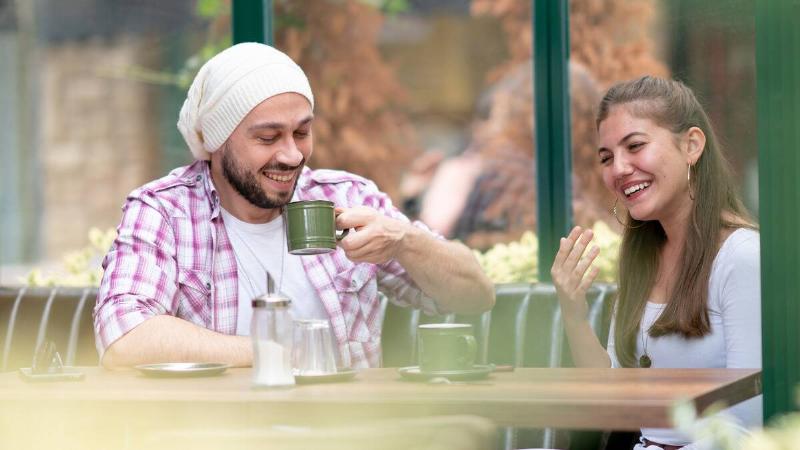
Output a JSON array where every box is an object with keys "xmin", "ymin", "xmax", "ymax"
[{"xmin": 220, "ymin": 143, "xmax": 304, "ymax": 210}]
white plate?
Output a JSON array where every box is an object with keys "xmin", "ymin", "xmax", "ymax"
[
  {"xmin": 134, "ymin": 362, "xmax": 230, "ymax": 378},
  {"xmin": 397, "ymin": 364, "xmax": 494, "ymax": 382},
  {"xmin": 294, "ymin": 368, "xmax": 358, "ymax": 384}
]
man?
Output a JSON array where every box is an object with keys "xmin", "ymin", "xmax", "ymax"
[{"xmin": 94, "ymin": 43, "xmax": 495, "ymax": 369}]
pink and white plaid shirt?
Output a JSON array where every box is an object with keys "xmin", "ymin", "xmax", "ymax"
[{"xmin": 94, "ymin": 160, "xmax": 441, "ymax": 368}]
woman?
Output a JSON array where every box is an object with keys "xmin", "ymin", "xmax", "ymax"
[{"xmin": 551, "ymin": 76, "xmax": 761, "ymax": 450}]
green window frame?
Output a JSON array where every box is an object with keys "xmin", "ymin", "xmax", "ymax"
[{"xmin": 233, "ymin": 0, "xmax": 800, "ymax": 420}]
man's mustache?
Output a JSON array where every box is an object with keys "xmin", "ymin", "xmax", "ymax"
[{"xmin": 259, "ymin": 158, "xmax": 306, "ymax": 173}]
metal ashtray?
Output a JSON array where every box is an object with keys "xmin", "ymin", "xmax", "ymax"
[{"xmin": 18, "ymin": 340, "xmax": 85, "ymax": 382}]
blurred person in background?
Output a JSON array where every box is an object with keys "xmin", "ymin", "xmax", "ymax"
[
  {"xmin": 414, "ymin": 60, "xmax": 609, "ymax": 250},
  {"xmin": 551, "ymin": 76, "xmax": 761, "ymax": 449},
  {"xmin": 93, "ymin": 43, "xmax": 494, "ymax": 370}
]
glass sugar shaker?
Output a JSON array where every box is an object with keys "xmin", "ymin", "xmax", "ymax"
[{"xmin": 251, "ymin": 274, "xmax": 295, "ymax": 387}]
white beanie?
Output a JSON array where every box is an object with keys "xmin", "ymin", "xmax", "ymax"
[{"xmin": 177, "ymin": 42, "xmax": 314, "ymax": 160}]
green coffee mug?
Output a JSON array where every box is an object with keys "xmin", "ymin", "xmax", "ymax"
[
  {"xmin": 417, "ymin": 323, "xmax": 477, "ymax": 373},
  {"xmin": 285, "ymin": 200, "xmax": 349, "ymax": 255}
]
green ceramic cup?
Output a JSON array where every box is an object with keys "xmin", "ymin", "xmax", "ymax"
[
  {"xmin": 285, "ymin": 200, "xmax": 349, "ymax": 255},
  {"xmin": 417, "ymin": 323, "xmax": 477, "ymax": 373}
]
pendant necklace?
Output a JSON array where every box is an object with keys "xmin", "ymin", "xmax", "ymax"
[
  {"xmin": 639, "ymin": 312, "xmax": 655, "ymax": 368},
  {"xmin": 228, "ymin": 211, "xmax": 286, "ymax": 299},
  {"xmin": 639, "ymin": 327, "xmax": 652, "ymax": 368}
]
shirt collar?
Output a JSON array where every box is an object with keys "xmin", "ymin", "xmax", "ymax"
[{"xmin": 199, "ymin": 161, "xmax": 222, "ymax": 219}]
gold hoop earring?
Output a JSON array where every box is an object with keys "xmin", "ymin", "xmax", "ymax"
[
  {"xmin": 612, "ymin": 198, "xmax": 645, "ymax": 229},
  {"xmin": 687, "ymin": 164, "xmax": 696, "ymax": 200}
]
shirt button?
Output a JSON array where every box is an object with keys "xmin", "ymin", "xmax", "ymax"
[
  {"xmin": 351, "ymin": 280, "xmax": 357, "ymax": 287},
  {"xmin": 196, "ymin": 175, "xmax": 202, "ymax": 182},
  {"xmin": 206, "ymin": 282, "xmax": 212, "ymax": 290}
]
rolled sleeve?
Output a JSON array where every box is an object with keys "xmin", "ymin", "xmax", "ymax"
[
  {"xmin": 93, "ymin": 197, "xmax": 178, "ymax": 357},
  {"xmin": 357, "ymin": 180, "xmax": 445, "ymax": 314},
  {"xmin": 377, "ymin": 261, "xmax": 443, "ymax": 315}
]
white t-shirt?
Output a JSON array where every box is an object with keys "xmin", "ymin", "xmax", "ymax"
[
  {"xmin": 608, "ymin": 228, "xmax": 762, "ymax": 449},
  {"xmin": 221, "ymin": 208, "xmax": 329, "ymax": 335}
]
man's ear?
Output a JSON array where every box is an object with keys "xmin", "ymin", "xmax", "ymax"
[{"xmin": 685, "ymin": 126, "xmax": 706, "ymax": 165}]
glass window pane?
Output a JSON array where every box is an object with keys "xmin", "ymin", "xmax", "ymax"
[
  {"xmin": 0, "ymin": 0, "xmax": 229, "ymax": 283},
  {"xmin": 283, "ymin": 1, "xmax": 510, "ymax": 237},
  {"xmin": 569, "ymin": 0, "xmax": 757, "ymax": 227},
  {"xmin": 277, "ymin": 1, "xmax": 534, "ymax": 283}
]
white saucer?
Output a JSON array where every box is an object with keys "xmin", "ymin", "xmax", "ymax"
[
  {"xmin": 294, "ymin": 368, "xmax": 358, "ymax": 384},
  {"xmin": 134, "ymin": 362, "xmax": 230, "ymax": 378},
  {"xmin": 397, "ymin": 364, "xmax": 494, "ymax": 382}
]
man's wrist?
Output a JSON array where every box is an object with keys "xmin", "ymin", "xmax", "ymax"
[
  {"xmin": 395, "ymin": 222, "xmax": 424, "ymax": 263},
  {"xmin": 232, "ymin": 335, "xmax": 254, "ymax": 367}
]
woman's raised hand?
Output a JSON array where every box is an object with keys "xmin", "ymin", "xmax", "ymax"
[{"xmin": 550, "ymin": 226, "xmax": 601, "ymax": 322}]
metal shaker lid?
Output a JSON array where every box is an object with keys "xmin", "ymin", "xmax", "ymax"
[
  {"xmin": 252, "ymin": 295, "xmax": 291, "ymax": 308},
  {"xmin": 251, "ymin": 271, "xmax": 291, "ymax": 308}
]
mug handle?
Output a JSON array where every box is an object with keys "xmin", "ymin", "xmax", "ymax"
[
  {"xmin": 334, "ymin": 209, "xmax": 350, "ymax": 241},
  {"xmin": 458, "ymin": 335, "xmax": 477, "ymax": 366}
]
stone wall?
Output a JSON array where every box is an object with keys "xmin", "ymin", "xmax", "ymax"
[{"xmin": 40, "ymin": 37, "xmax": 161, "ymax": 258}]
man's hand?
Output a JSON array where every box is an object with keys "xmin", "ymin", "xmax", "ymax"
[
  {"xmin": 335, "ymin": 206, "xmax": 411, "ymax": 264},
  {"xmin": 335, "ymin": 206, "xmax": 494, "ymax": 315}
]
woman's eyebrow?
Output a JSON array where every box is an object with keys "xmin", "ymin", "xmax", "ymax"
[{"xmin": 598, "ymin": 131, "xmax": 648, "ymax": 153}]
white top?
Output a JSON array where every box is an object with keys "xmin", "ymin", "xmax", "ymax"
[
  {"xmin": 607, "ymin": 228, "xmax": 762, "ymax": 449},
  {"xmin": 221, "ymin": 208, "xmax": 329, "ymax": 335}
]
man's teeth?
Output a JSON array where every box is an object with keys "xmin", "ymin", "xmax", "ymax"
[
  {"xmin": 624, "ymin": 182, "xmax": 650, "ymax": 196},
  {"xmin": 264, "ymin": 172, "xmax": 292, "ymax": 182}
]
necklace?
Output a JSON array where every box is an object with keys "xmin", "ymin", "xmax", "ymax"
[
  {"xmin": 639, "ymin": 325, "xmax": 652, "ymax": 368},
  {"xmin": 226, "ymin": 210, "xmax": 287, "ymax": 299},
  {"xmin": 638, "ymin": 306, "xmax": 663, "ymax": 368}
]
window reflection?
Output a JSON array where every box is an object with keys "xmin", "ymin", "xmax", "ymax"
[
  {"xmin": 0, "ymin": 0, "xmax": 757, "ymax": 286},
  {"xmin": 0, "ymin": 0, "xmax": 222, "ymax": 281}
]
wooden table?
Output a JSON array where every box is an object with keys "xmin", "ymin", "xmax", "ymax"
[{"xmin": 0, "ymin": 367, "xmax": 760, "ymax": 448}]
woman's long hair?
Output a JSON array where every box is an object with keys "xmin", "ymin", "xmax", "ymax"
[{"xmin": 596, "ymin": 76, "xmax": 754, "ymax": 368}]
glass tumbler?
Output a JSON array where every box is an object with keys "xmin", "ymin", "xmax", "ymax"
[{"xmin": 292, "ymin": 319, "xmax": 338, "ymax": 376}]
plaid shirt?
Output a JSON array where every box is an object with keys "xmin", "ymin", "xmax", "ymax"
[{"xmin": 94, "ymin": 160, "xmax": 441, "ymax": 368}]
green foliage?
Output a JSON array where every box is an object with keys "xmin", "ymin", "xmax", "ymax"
[
  {"xmin": 473, "ymin": 222, "xmax": 621, "ymax": 284},
  {"xmin": 738, "ymin": 385, "xmax": 800, "ymax": 449},
  {"xmin": 672, "ymin": 399, "xmax": 746, "ymax": 449},
  {"xmin": 196, "ymin": 0, "xmax": 226, "ymax": 18},
  {"xmin": 115, "ymin": 0, "xmax": 409, "ymax": 89},
  {"xmin": 743, "ymin": 413, "xmax": 800, "ymax": 449},
  {"xmin": 381, "ymin": 0, "xmax": 409, "ymax": 15},
  {"xmin": 274, "ymin": 13, "xmax": 306, "ymax": 30},
  {"xmin": 108, "ymin": 0, "xmax": 230, "ymax": 89},
  {"xmin": 23, "ymin": 228, "xmax": 116, "ymax": 287},
  {"xmin": 473, "ymin": 231, "xmax": 539, "ymax": 284},
  {"xmin": 358, "ymin": 0, "xmax": 409, "ymax": 15},
  {"xmin": 671, "ymin": 385, "xmax": 800, "ymax": 449}
]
